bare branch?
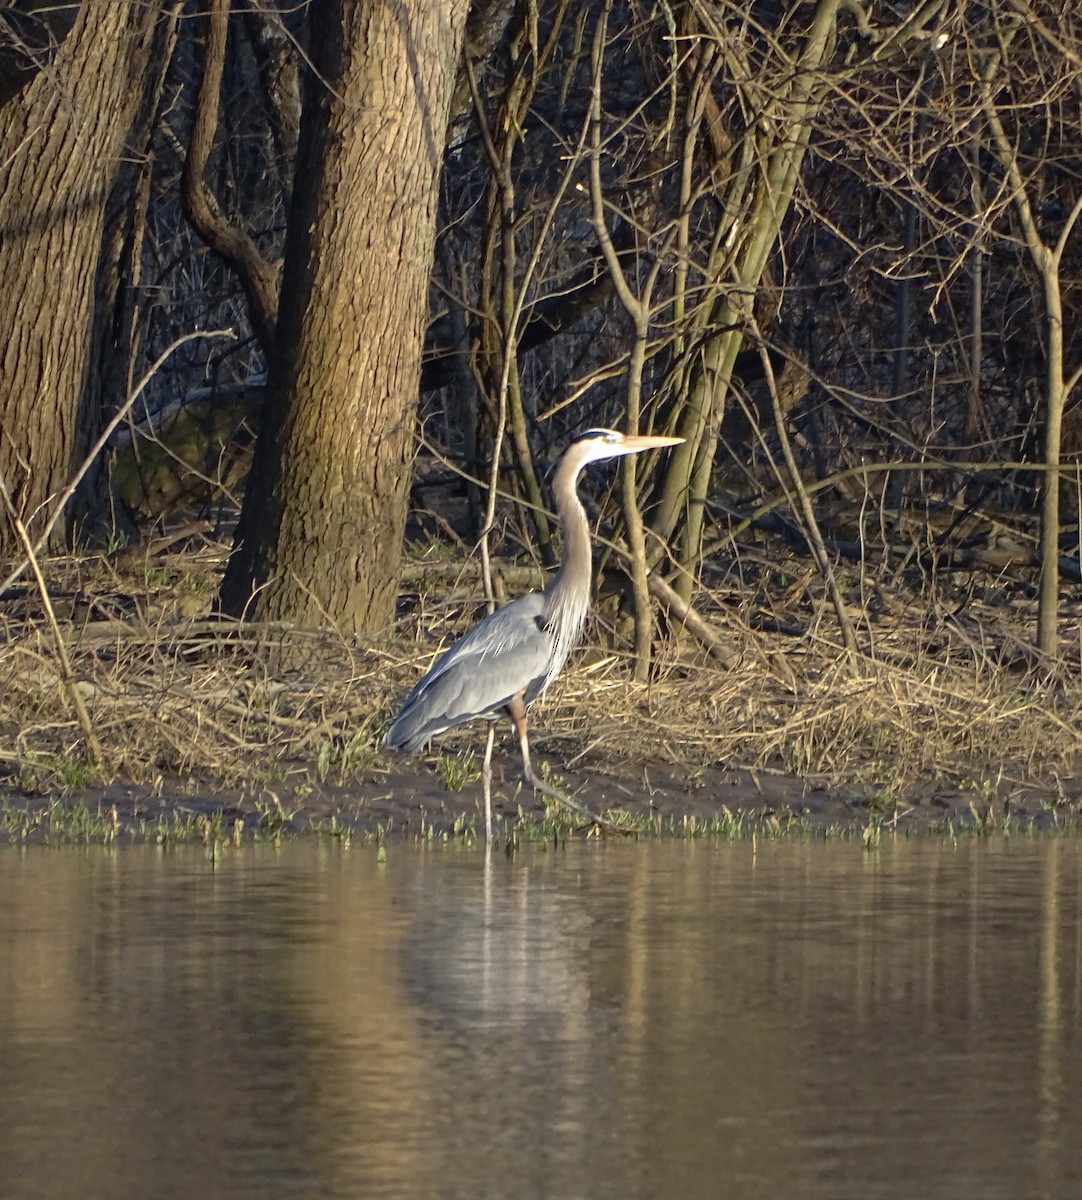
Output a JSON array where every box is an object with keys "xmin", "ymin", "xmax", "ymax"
[{"xmin": 182, "ymin": 0, "xmax": 280, "ymax": 351}]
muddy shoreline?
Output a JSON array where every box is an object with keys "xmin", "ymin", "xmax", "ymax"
[{"xmin": 3, "ymin": 754, "xmax": 1079, "ymax": 845}]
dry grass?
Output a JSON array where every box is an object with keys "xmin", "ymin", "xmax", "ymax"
[
  {"xmin": 1, "ymin": 534, "xmax": 1080, "ymax": 803},
  {"xmin": 557, "ymin": 644, "xmax": 1082, "ymax": 795},
  {"xmin": 0, "ymin": 540, "xmax": 394, "ymax": 793},
  {"xmin": 552, "ymin": 583, "xmax": 1082, "ymax": 798}
]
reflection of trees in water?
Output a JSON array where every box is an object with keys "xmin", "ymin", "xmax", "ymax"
[
  {"xmin": 0, "ymin": 850, "xmax": 337, "ymax": 1197},
  {"xmin": 1, "ymin": 844, "xmax": 1082, "ymax": 1198}
]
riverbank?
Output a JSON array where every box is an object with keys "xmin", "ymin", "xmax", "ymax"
[
  {"xmin": 1, "ymin": 538, "xmax": 1079, "ymax": 845},
  {"xmin": 2, "ymin": 752, "xmax": 1079, "ymax": 848}
]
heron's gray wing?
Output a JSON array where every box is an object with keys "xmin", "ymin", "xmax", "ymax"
[{"xmin": 385, "ymin": 593, "xmax": 551, "ymax": 751}]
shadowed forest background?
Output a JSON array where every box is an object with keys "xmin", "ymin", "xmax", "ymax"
[{"xmin": 0, "ymin": 0, "xmax": 1080, "ymax": 814}]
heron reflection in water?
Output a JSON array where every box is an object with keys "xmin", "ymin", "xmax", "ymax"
[{"xmin": 386, "ymin": 429, "xmax": 682, "ymax": 839}]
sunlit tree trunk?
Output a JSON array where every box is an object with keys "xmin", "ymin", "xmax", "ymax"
[
  {"xmin": 220, "ymin": 0, "xmax": 470, "ymax": 633},
  {"xmin": 976, "ymin": 13, "xmax": 1082, "ymax": 658},
  {"xmin": 0, "ymin": 1, "xmax": 166, "ymax": 552},
  {"xmin": 651, "ymin": 0, "xmax": 843, "ymax": 602}
]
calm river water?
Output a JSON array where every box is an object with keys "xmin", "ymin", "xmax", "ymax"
[{"xmin": 1, "ymin": 839, "xmax": 1080, "ymax": 1200}]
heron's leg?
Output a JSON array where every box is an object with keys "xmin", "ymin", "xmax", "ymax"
[
  {"xmin": 508, "ymin": 695, "xmax": 624, "ymax": 830},
  {"xmin": 508, "ymin": 695, "xmax": 535, "ymax": 782},
  {"xmin": 482, "ymin": 720, "xmax": 496, "ymax": 843}
]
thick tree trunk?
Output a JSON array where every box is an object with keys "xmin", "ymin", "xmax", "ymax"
[
  {"xmin": 220, "ymin": 0, "xmax": 470, "ymax": 633},
  {"xmin": 0, "ymin": 1, "xmax": 163, "ymax": 552}
]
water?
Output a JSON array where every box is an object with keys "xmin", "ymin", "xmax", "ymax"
[{"xmin": 1, "ymin": 839, "xmax": 1081, "ymax": 1200}]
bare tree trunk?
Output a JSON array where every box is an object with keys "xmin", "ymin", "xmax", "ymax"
[
  {"xmin": 977, "ymin": 29, "xmax": 1082, "ymax": 658},
  {"xmin": 653, "ymin": 0, "xmax": 843, "ymax": 602},
  {"xmin": 0, "ymin": 1, "xmax": 166, "ymax": 552},
  {"xmin": 220, "ymin": 0, "xmax": 470, "ymax": 632},
  {"xmin": 1034, "ymin": 255, "xmax": 1076, "ymax": 658},
  {"xmin": 73, "ymin": 4, "xmax": 182, "ymax": 546},
  {"xmin": 589, "ymin": 4, "xmax": 666, "ymax": 681}
]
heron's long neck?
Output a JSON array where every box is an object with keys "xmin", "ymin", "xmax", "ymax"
[
  {"xmin": 540, "ymin": 455, "xmax": 592, "ymax": 684},
  {"xmin": 549, "ymin": 457, "xmax": 591, "ymax": 597}
]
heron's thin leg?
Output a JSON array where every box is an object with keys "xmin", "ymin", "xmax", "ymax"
[
  {"xmin": 482, "ymin": 720, "xmax": 496, "ymax": 843},
  {"xmin": 509, "ymin": 695, "xmax": 536, "ymax": 782},
  {"xmin": 508, "ymin": 695, "xmax": 625, "ymax": 831}
]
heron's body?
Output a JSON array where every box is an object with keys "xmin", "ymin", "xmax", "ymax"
[
  {"xmin": 385, "ymin": 428, "xmax": 682, "ymax": 835},
  {"xmin": 385, "ymin": 591, "xmax": 555, "ymax": 752}
]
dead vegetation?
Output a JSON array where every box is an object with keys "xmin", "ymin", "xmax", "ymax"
[{"xmin": 1, "ymin": 529, "xmax": 1079, "ymax": 812}]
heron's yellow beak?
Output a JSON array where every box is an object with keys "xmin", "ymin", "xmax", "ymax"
[{"xmin": 621, "ymin": 434, "xmax": 685, "ymax": 451}]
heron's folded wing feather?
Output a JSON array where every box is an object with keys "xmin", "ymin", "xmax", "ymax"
[{"xmin": 387, "ymin": 593, "xmax": 551, "ymax": 749}]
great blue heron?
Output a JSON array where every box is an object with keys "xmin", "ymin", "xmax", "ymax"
[{"xmin": 385, "ymin": 428, "xmax": 683, "ymax": 838}]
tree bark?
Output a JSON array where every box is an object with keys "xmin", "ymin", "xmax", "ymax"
[
  {"xmin": 0, "ymin": 0, "xmax": 164, "ymax": 552},
  {"xmin": 220, "ymin": 0, "xmax": 470, "ymax": 633}
]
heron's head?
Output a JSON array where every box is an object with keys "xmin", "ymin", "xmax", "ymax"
[{"xmin": 566, "ymin": 427, "xmax": 684, "ymax": 467}]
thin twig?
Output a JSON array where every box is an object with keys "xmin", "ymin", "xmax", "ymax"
[
  {"xmin": 0, "ymin": 328, "xmax": 234, "ymax": 600},
  {"xmin": 0, "ymin": 470, "xmax": 104, "ymax": 762},
  {"xmin": 749, "ymin": 315, "xmax": 858, "ymax": 654}
]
